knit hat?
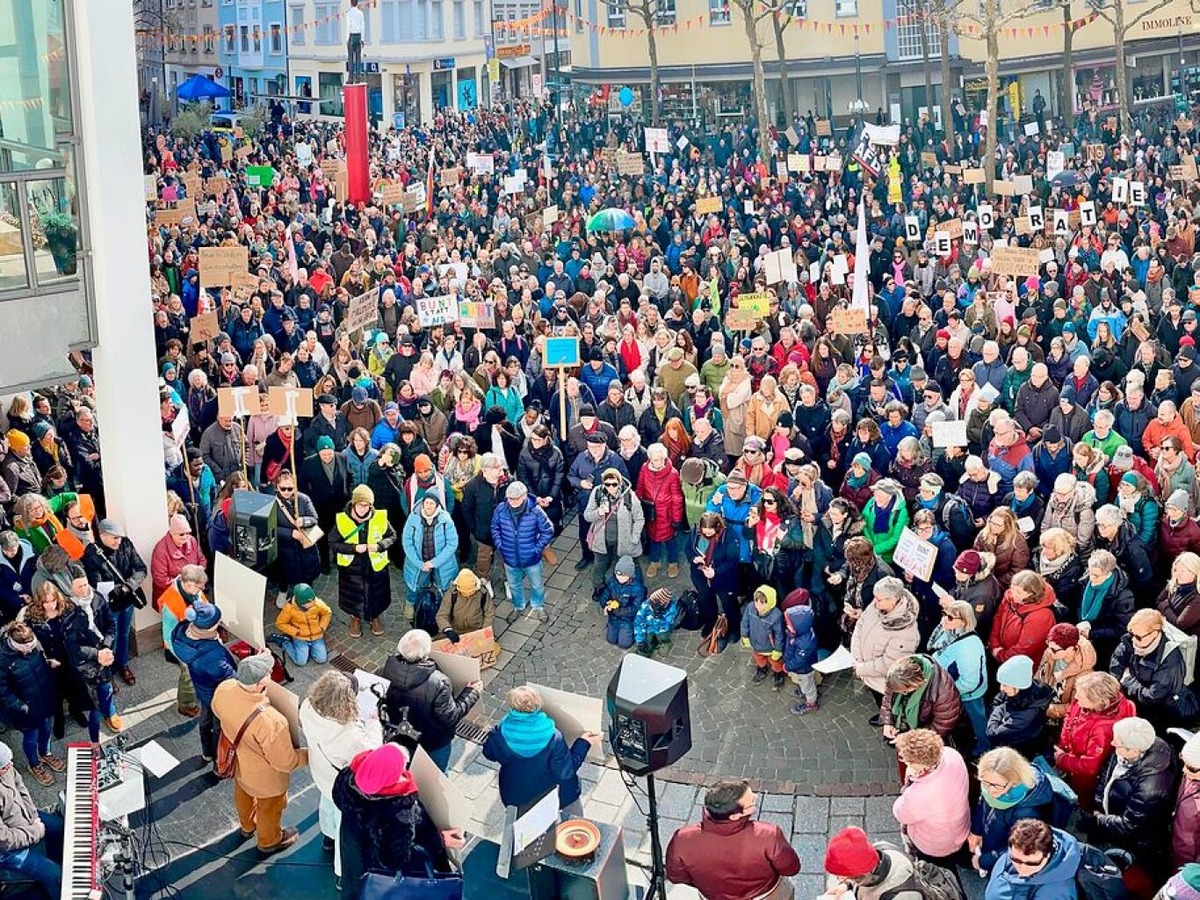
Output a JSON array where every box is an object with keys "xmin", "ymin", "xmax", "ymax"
[
  {"xmin": 615, "ymin": 555, "xmax": 635, "ymax": 578},
  {"xmin": 680, "ymin": 458, "xmax": 706, "ymax": 486},
  {"xmin": 1111, "ymin": 445, "xmax": 1134, "ymax": 470},
  {"xmin": 726, "ymin": 470, "xmax": 749, "ymax": 486},
  {"xmin": 351, "ymin": 386, "xmax": 368, "ymax": 404},
  {"xmin": 5, "ymin": 430, "xmax": 28, "ymax": 453},
  {"xmin": 1168, "ymin": 489, "xmax": 1191, "ymax": 512},
  {"xmin": 1043, "ymin": 425, "xmax": 1062, "ymax": 444},
  {"xmin": 1182, "ymin": 733, "xmax": 1200, "ymax": 769},
  {"xmin": 873, "ymin": 479, "xmax": 902, "ymax": 498},
  {"xmin": 505, "ymin": 481, "xmax": 528, "ymax": 500},
  {"xmin": 236, "ymin": 650, "xmax": 275, "ymax": 685},
  {"xmin": 168, "ymin": 513, "xmax": 192, "ymax": 536},
  {"xmin": 351, "ymin": 484, "xmax": 375, "ymax": 506},
  {"xmin": 0, "ymin": 743, "xmax": 12, "ymax": 769},
  {"xmin": 1183, "ymin": 864, "xmax": 1200, "ymax": 893},
  {"xmin": 352, "ymin": 743, "xmax": 416, "ymax": 796},
  {"xmin": 316, "ymin": 436, "xmax": 335, "ymax": 452},
  {"xmin": 824, "ymin": 827, "xmax": 880, "ymax": 878},
  {"xmin": 414, "ymin": 454, "xmax": 433, "ymax": 475},
  {"xmin": 454, "ymin": 569, "xmax": 480, "ymax": 593},
  {"xmin": 185, "ymin": 600, "xmax": 221, "ymax": 631},
  {"xmin": 852, "ymin": 452, "xmax": 872, "ymax": 470},
  {"xmin": 1047, "ymin": 623, "xmax": 1080, "ymax": 651},
  {"xmin": 32, "ymin": 422, "xmax": 51, "ymax": 441},
  {"xmin": 1053, "ymin": 473, "xmax": 1077, "ymax": 494},
  {"xmin": 292, "ymin": 584, "xmax": 316, "ymax": 606},
  {"xmin": 936, "ymin": 328, "xmax": 951, "ymax": 341},
  {"xmin": 1112, "ymin": 716, "xmax": 1156, "ymax": 753},
  {"xmin": 954, "ymin": 550, "xmax": 982, "ymax": 575},
  {"xmin": 997, "ymin": 654, "xmax": 1034, "ymax": 690}
]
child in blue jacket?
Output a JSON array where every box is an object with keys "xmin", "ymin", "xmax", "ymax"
[
  {"xmin": 634, "ymin": 588, "xmax": 678, "ymax": 655},
  {"xmin": 741, "ymin": 586, "xmax": 786, "ymax": 690},
  {"xmin": 783, "ymin": 602, "xmax": 819, "ymax": 715},
  {"xmin": 596, "ymin": 556, "xmax": 646, "ymax": 649}
]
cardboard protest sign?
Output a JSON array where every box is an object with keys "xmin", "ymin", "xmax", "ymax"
[
  {"xmin": 830, "ymin": 308, "xmax": 868, "ymax": 334},
  {"xmin": 1130, "ymin": 181, "xmax": 1146, "ymax": 207},
  {"xmin": 725, "ymin": 307, "xmax": 760, "ymax": 331},
  {"xmin": 921, "ymin": 151, "xmax": 938, "ymax": 169},
  {"xmin": 993, "ymin": 180, "xmax": 1016, "ymax": 196},
  {"xmin": 1013, "ymin": 174, "xmax": 1034, "ymax": 195},
  {"xmin": 188, "ymin": 311, "xmax": 220, "ymax": 343},
  {"xmin": 430, "ymin": 626, "xmax": 499, "ymax": 669},
  {"xmin": 205, "ymin": 175, "xmax": 230, "ymax": 196},
  {"xmin": 893, "ymin": 528, "xmax": 938, "ymax": 581},
  {"xmin": 144, "ymin": 174, "xmax": 158, "ymax": 202},
  {"xmin": 199, "ymin": 246, "xmax": 249, "ymax": 287},
  {"xmin": 343, "ymin": 290, "xmax": 379, "ymax": 333},
  {"xmin": 942, "ymin": 218, "xmax": 964, "ymax": 240},
  {"xmin": 786, "ymin": 154, "xmax": 808, "ymax": 174},
  {"xmin": 962, "ymin": 167, "xmax": 986, "ymax": 185},
  {"xmin": 234, "ymin": 144, "xmax": 253, "ymax": 161},
  {"xmin": 542, "ymin": 204, "xmax": 559, "ymax": 228},
  {"xmin": 1046, "ymin": 151, "xmax": 1065, "ymax": 179},
  {"xmin": 153, "ymin": 199, "xmax": 197, "ymax": 227},
  {"xmin": 216, "ymin": 386, "xmax": 256, "ymax": 418},
  {"xmin": 378, "ymin": 180, "xmax": 404, "ymax": 205},
  {"xmin": 815, "ymin": 119, "xmax": 832, "ymax": 137},
  {"xmin": 415, "ymin": 295, "xmax": 458, "ymax": 327},
  {"xmin": 1086, "ymin": 144, "xmax": 1106, "ymax": 163},
  {"xmin": 466, "ymin": 152, "xmax": 494, "ymax": 174},
  {"xmin": 320, "ymin": 159, "xmax": 344, "ymax": 180},
  {"xmin": 267, "ymin": 386, "xmax": 314, "ymax": 422},
  {"xmin": 439, "ymin": 167, "xmax": 461, "ymax": 188},
  {"xmin": 409, "ymin": 746, "xmax": 472, "ymax": 831},
  {"xmin": 529, "ymin": 683, "xmax": 605, "ymax": 764},
  {"xmin": 429, "ymin": 649, "xmax": 482, "ymax": 694},
  {"xmin": 457, "ymin": 299, "xmax": 495, "ymax": 329},
  {"xmin": 696, "ymin": 196, "xmax": 722, "ymax": 215},
  {"xmin": 1027, "ymin": 205, "xmax": 1045, "ymax": 232},
  {"xmin": 264, "ymin": 681, "xmax": 302, "ymax": 748},
  {"xmin": 616, "ymin": 152, "xmax": 644, "ymax": 176},
  {"xmin": 213, "ymin": 552, "xmax": 267, "ymax": 650},
  {"xmin": 990, "ymin": 246, "xmax": 1041, "ymax": 277},
  {"xmin": 1053, "ymin": 209, "xmax": 1072, "ymax": 235}
]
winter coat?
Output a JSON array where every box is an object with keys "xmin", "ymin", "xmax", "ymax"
[
  {"xmin": 1092, "ymin": 738, "xmax": 1178, "ymax": 858},
  {"xmin": 482, "ymin": 709, "xmax": 590, "ymax": 809},
  {"xmin": 932, "ymin": 630, "xmax": 989, "ymax": 702},
  {"xmin": 210, "ymin": 679, "xmax": 306, "ymax": 798},
  {"xmin": 567, "ymin": 448, "xmax": 627, "ymax": 509},
  {"xmin": 1174, "ymin": 778, "xmax": 1200, "ymax": 868},
  {"xmin": 878, "ymin": 657, "xmax": 963, "ymax": 737},
  {"xmin": 380, "ymin": 656, "xmax": 480, "ymax": 753},
  {"xmin": 149, "ymin": 532, "xmax": 206, "ymax": 599},
  {"xmin": 783, "ymin": 604, "xmax": 818, "ymax": 676},
  {"xmin": 636, "ymin": 463, "xmax": 685, "ymax": 542},
  {"xmin": 1037, "ymin": 637, "xmax": 1098, "ymax": 723},
  {"xmin": 862, "ymin": 496, "xmax": 910, "ymax": 565},
  {"xmin": 597, "ymin": 573, "xmax": 647, "ymax": 623},
  {"xmin": 989, "ymin": 583, "xmax": 1057, "ymax": 664},
  {"xmin": 274, "ymin": 491, "xmax": 322, "ymax": 588},
  {"xmin": 892, "ymin": 746, "xmax": 971, "ymax": 858},
  {"xmin": 517, "ymin": 442, "xmax": 565, "ymax": 502},
  {"xmin": 741, "ymin": 587, "xmax": 785, "ymax": 657},
  {"xmin": 331, "ymin": 508, "xmax": 397, "ymax": 621},
  {"xmin": 985, "ymin": 827, "xmax": 1081, "ymax": 900},
  {"xmin": 975, "ymin": 534, "xmax": 1031, "ymax": 590},
  {"xmin": 461, "ymin": 473, "xmax": 506, "ymax": 544},
  {"xmin": 490, "ymin": 497, "xmax": 555, "ymax": 569},
  {"xmin": 681, "ymin": 462, "xmax": 726, "ymax": 528},
  {"xmin": 1056, "ymin": 694, "xmax": 1137, "ymax": 805},
  {"xmin": 170, "ymin": 622, "xmax": 237, "ymax": 707},
  {"xmin": 1015, "ymin": 379, "xmax": 1061, "ymax": 434},
  {"xmin": 0, "ymin": 638, "xmax": 56, "ymax": 730},
  {"xmin": 341, "ymin": 446, "xmax": 379, "ymax": 487},
  {"xmin": 435, "ymin": 582, "xmax": 495, "ymax": 636},
  {"xmin": 401, "ymin": 507, "xmax": 459, "ymax": 594},
  {"xmin": 298, "ymin": 699, "xmax": 382, "ymax": 829},
  {"xmin": 955, "ymin": 555, "xmax": 1003, "ymax": 640},
  {"xmin": 0, "ymin": 764, "xmax": 45, "ymax": 854},
  {"xmin": 583, "ymin": 483, "xmax": 644, "ymax": 557},
  {"xmin": 704, "ymin": 481, "xmax": 763, "ymax": 562},
  {"xmin": 1042, "ymin": 487, "xmax": 1097, "ymax": 554},
  {"xmin": 688, "ymin": 525, "xmax": 742, "ymax": 595},
  {"xmin": 1110, "ymin": 632, "xmax": 1191, "ymax": 727},
  {"xmin": 971, "ymin": 768, "xmax": 1056, "ymax": 872},
  {"xmin": 1158, "ymin": 583, "xmax": 1200, "ymax": 636},
  {"xmin": 1162, "ymin": 511, "xmax": 1200, "ymax": 565},
  {"xmin": 851, "ymin": 593, "xmax": 920, "ymax": 694},
  {"xmin": 274, "ymin": 597, "xmax": 332, "ymax": 641},
  {"xmin": 1097, "ymin": 521, "xmax": 1156, "ymax": 595},
  {"xmin": 0, "ymin": 541, "xmax": 36, "ymax": 623},
  {"xmin": 986, "ymin": 681, "xmax": 1053, "ymax": 758},
  {"xmin": 665, "ymin": 810, "xmax": 800, "ymax": 900}
]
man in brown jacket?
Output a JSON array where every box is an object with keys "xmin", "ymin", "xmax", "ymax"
[
  {"xmin": 212, "ymin": 651, "xmax": 308, "ymax": 854},
  {"xmin": 665, "ymin": 779, "xmax": 801, "ymax": 899}
]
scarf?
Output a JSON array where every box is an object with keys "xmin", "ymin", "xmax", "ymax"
[
  {"xmin": 918, "ymin": 492, "xmax": 940, "ymax": 510},
  {"xmin": 890, "ymin": 655, "xmax": 933, "ymax": 733},
  {"xmin": 498, "ymin": 709, "xmax": 557, "ymax": 758},
  {"xmin": 6, "ymin": 634, "xmax": 37, "ymax": 655},
  {"xmin": 847, "ymin": 469, "xmax": 868, "ymax": 489},
  {"xmin": 983, "ymin": 781, "xmax": 1031, "ymax": 810},
  {"xmin": 1038, "ymin": 551, "xmax": 1073, "ymax": 579},
  {"xmin": 1079, "ymin": 571, "xmax": 1115, "ymax": 623}
]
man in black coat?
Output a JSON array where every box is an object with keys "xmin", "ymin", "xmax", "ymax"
[
  {"xmin": 82, "ymin": 520, "xmax": 148, "ymax": 685},
  {"xmin": 382, "ymin": 629, "xmax": 481, "ymax": 772},
  {"xmin": 302, "ymin": 394, "xmax": 350, "ymax": 455},
  {"xmin": 299, "ymin": 438, "xmax": 351, "ymax": 570},
  {"xmin": 460, "ymin": 454, "xmax": 508, "ymax": 579}
]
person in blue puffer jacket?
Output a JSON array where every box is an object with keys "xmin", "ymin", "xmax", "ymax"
[
  {"xmin": 171, "ymin": 600, "xmax": 236, "ymax": 762},
  {"xmin": 704, "ymin": 470, "xmax": 762, "ymax": 564},
  {"xmin": 482, "ymin": 685, "xmax": 601, "ymax": 818},
  {"xmin": 783, "ymin": 602, "xmax": 819, "ymax": 716},
  {"xmin": 596, "ymin": 556, "xmax": 646, "ymax": 649},
  {"xmin": 490, "ymin": 482, "xmax": 555, "ymax": 620}
]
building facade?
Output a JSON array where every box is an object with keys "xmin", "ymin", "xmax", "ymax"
[
  {"xmin": 491, "ymin": 0, "xmax": 569, "ymax": 100},
  {"xmin": 218, "ymin": 0, "xmax": 291, "ymax": 107},
  {"xmin": 287, "ymin": 0, "xmax": 492, "ymax": 127},
  {"xmin": 163, "ymin": 0, "xmax": 223, "ymax": 108},
  {"xmin": 567, "ymin": 0, "xmax": 1200, "ymax": 129}
]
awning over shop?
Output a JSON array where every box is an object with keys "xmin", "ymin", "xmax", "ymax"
[{"xmin": 500, "ymin": 56, "xmax": 538, "ymax": 69}]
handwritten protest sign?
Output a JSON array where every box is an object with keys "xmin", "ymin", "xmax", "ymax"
[
  {"xmin": 962, "ymin": 167, "xmax": 986, "ymax": 185},
  {"xmin": 439, "ymin": 167, "xmax": 461, "ymax": 188},
  {"xmin": 343, "ymin": 290, "xmax": 379, "ymax": 333},
  {"xmin": 830, "ymin": 308, "xmax": 868, "ymax": 334},
  {"xmin": 696, "ymin": 196, "xmax": 721, "ymax": 215},
  {"xmin": 616, "ymin": 152, "xmax": 644, "ymax": 176},
  {"xmin": 188, "ymin": 311, "xmax": 220, "ymax": 344},
  {"xmin": 199, "ymin": 246, "xmax": 249, "ymax": 287},
  {"xmin": 457, "ymin": 299, "xmax": 495, "ymax": 329},
  {"xmin": 893, "ymin": 528, "xmax": 937, "ymax": 581},
  {"xmin": 431, "ymin": 626, "xmax": 499, "ymax": 669},
  {"xmin": 990, "ymin": 245, "xmax": 1041, "ymax": 277},
  {"xmin": 415, "ymin": 295, "xmax": 458, "ymax": 327},
  {"xmin": 153, "ymin": 199, "xmax": 197, "ymax": 227}
]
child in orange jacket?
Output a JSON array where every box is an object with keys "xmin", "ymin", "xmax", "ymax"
[{"xmin": 269, "ymin": 583, "xmax": 332, "ymax": 666}]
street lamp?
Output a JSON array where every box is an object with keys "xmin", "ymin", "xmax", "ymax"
[{"xmin": 853, "ymin": 34, "xmax": 863, "ymax": 110}]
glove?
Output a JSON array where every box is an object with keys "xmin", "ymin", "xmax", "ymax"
[
  {"xmin": 769, "ymin": 651, "xmax": 783, "ymax": 661},
  {"xmin": 443, "ymin": 629, "xmax": 461, "ymax": 644},
  {"xmin": 741, "ymin": 637, "xmax": 751, "ymax": 649}
]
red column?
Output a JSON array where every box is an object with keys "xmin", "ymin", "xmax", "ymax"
[{"xmin": 344, "ymin": 82, "xmax": 370, "ymax": 204}]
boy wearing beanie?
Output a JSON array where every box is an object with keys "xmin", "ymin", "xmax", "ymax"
[
  {"xmin": 633, "ymin": 588, "xmax": 678, "ymax": 656},
  {"xmin": 741, "ymin": 586, "xmax": 786, "ymax": 690},
  {"xmin": 270, "ymin": 583, "xmax": 332, "ymax": 665},
  {"xmin": 596, "ymin": 555, "xmax": 646, "ymax": 649}
]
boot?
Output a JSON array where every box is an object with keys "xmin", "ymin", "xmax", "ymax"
[
  {"xmin": 752, "ymin": 665, "xmax": 769, "ymax": 685},
  {"xmin": 772, "ymin": 671, "xmax": 786, "ymax": 692},
  {"xmin": 370, "ymin": 618, "xmax": 384, "ymax": 636},
  {"xmin": 666, "ymin": 563, "xmax": 679, "ymax": 578},
  {"xmin": 637, "ymin": 641, "xmax": 652, "ymax": 655},
  {"xmin": 646, "ymin": 562, "xmax": 659, "ymax": 578},
  {"xmin": 348, "ymin": 617, "xmax": 362, "ymax": 638}
]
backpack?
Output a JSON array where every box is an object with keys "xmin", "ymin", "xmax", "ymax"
[
  {"xmin": 1032, "ymin": 755, "xmax": 1078, "ymax": 828},
  {"xmin": 940, "ymin": 495, "xmax": 976, "ymax": 550},
  {"xmin": 674, "ymin": 589, "xmax": 705, "ymax": 631},
  {"xmin": 909, "ymin": 858, "xmax": 965, "ymax": 900},
  {"xmin": 1074, "ymin": 842, "xmax": 1128, "ymax": 900},
  {"xmin": 411, "ymin": 577, "xmax": 442, "ymax": 634}
]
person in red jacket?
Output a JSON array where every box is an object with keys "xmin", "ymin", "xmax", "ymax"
[
  {"xmin": 666, "ymin": 779, "xmax": 801, "ymax": 900},
  {"xmin": 1054, "ymin": 671, "xmax": 1135, "ymax": 810},
  {"xmin": 636, "ymin": 444, "xmax": 685, "ymax": 579},
  {"xmin": 988, "ymin": 570, "xmax": 1057, "ymax": 665}
]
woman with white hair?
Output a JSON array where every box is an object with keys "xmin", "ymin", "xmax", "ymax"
[
  {"xmin": 850, "ymin": 577, "xmax": 920, "ymax": 712},
  {"xmin": 1157, "ymin": 551, "xmax": 1200, "ymax": 636},
  {"xmin": 1084, "ymin": 716, "xmax": 1175, "ymax": 881},
  {"xmin": 1042, "ymin": 473, "xmax": 1097, "ymax": 556}
]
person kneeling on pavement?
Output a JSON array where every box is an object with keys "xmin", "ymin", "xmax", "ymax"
[
  {"xmin": 634, "ymin": 588, "xmax": 678, "ymax": 656},
  {"xmin": 270, "ymin": 584, "xmax": 332, "ymax": 666},
  {"xmin": 597, "ymin": 556, "xmax": 646, "ymax": 649},
  {"xmin": 435, "ymin": 568, "xmax": 495, "ymax": 643},
  {"xmin": 742, "ymin": 586, "xmax": 786, "ymax": 691}
]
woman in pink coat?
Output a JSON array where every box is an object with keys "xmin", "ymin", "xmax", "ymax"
[{"xmin": 892, "ymin": 728, "xmax": 971, "ymax": 865}]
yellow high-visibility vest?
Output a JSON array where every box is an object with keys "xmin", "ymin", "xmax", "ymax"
[{"xmin": 335, "ymin": 510, "xmax": 389, "ymax": 571}]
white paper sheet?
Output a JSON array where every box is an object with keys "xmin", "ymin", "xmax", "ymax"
[
  {"xmin": 131, "ymin": 740, "xmax": 180, "ymax": 778},
  {"xmin": 813, "ymin": 645, "xmax": 855, "ymax": 675}
]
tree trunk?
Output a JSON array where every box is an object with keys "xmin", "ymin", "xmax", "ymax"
[
  {"xmin": 984, "ymin": 0, "xmax": 999, "ymax": 194},
  {"xmin": 648, "ymin": 26, "xmax": 662, "ymax": 126},
  {"xmin": 742, "ymin": 5, "xmax": 772, "ymax": 162},
  {"xmin": 939, "ymin": 15, "xmax": 952, "ymax": 147},
  {"xmin": 1060, "ymin": 0, "xmax": 1074, "ymax": 127},
  {"xmin": 774, "ymin": 14, "xmax": 794, "ymax": 126},
  {"xmin": 1112, "ymin": 1, "xmax": 1129, "ymax": 134},
  {"xmin": 920, "ymin": 0, "xmax": 934, "ymax": 133}
]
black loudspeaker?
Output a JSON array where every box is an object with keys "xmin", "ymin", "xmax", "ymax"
[
  {"xmin": 233, "ymin": 490, "xmax": 278, "ymax": 568},
  {"xmin": 605, "ymin": 655, "xmax": 691, "ymax": 776}
]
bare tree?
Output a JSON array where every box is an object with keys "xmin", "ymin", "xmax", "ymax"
[
  {"xmin": 625, "ymin": 0, "xmax": 664, "ymax": 126},
  {"xmin": 939, "ymin": 12, "xmax": 954, "ymax": 142},
  {"xmin": 1090, "ymin": 0, "xmax": 1175, "ymax": 133},
  {"xmin": 1060, "ymin": 0, "xmax": 1074, "ymax": 125},
  {"xmin": 730, "ymin": 0, "xmax": 788, "ymax": 161},
  {"xmin": 771, "ymin": 0, "xmax": 804, "ymax": 128}
]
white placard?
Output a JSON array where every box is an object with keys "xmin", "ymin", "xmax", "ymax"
[
  {"xmin": 677, "ymin": 135, "xmax": 689, "ymax": 150},
  {"xmin": 813, "ymin": 645, "xmax": 855, "ymax": 674},
  {"xmin": 295, "ymin": 142, "xmax": 312, "ymax": 167},
  {"xmin": 1112, "ymin": 177, "xmax": 1128, "ymax": 203},
  {"xmin": 892, "ymin": 527, "xmax": 938, "ymax": 581},
  {"xmin": 904, "ymin": 216, "xmax": 921, "ymax": 242},
  {"xmin": 466, "ymin": 152, "xmax": 494, "ymax": 174},
  {"xmin": 977, "ymin": 203, "xmax": 994, "ymax": 230},
  {"xmin": 437, "ymin": 261, "xmax": 469, "ymax": 286},
  {"xmin": 415, "ymin": 294, "xmax": 458, "ymax": 327},
  {"xmin": 1039, "ymin": 247, "xmax": 1056, "ymax": 264},
  {"xmin": 863, "ymin": 123, "xmax": 901, "ymax": 145},
  {"xmin": 1027, "ymin": 205, "xmax": 1044, "ymax": 231},
  {"xmin": 504, "ymin": 175, "xmax": 524, "ymax": 195},
  {"xmin": 1054, "ymin": 209, "xmax": 1071, "ymax": 235},
  {"xmin": 1079, "ymin": 200, "xmax": 1097, "ymax": 226},
  {"xmin": 354, "ymin": 668, "xmax": 391, "ymax": 721},
  {"xmin": 644, "ymin": 127, "xmax": 670, "ymax": 154},
  {"xmin": 934, "ymin": 231, "xmax": 951, "ymax": 256},
  {"xmin": 963, "ymin": 220, "xmax": 979, "ymax": 245},
  {"xmin": 1046, "ymin": 150, "xmax": 1065, "ymax": 179},
  {"xmin": 1024, "ymin": 121, "xmax": 1040, "ymax": 137},
  {"xmin": 931, "ymin": 419, "xmax": 968, "ymax": 448},
  {"xmin": 213, "ymin": 552, "xmax": 267, "ymax": 651},
  {"xmin": 744, "ymin": 199, "xmax": 755, "ymax": 215},
  {"xmin": 1130, "ymin": 181, "xmax": 1146, "ymax": 207}
]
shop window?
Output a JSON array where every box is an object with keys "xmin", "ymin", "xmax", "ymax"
[
  {"xmin": 318, "ymin": 72, "xmax": 344, "ymax": 115},
  {"xmin": 835, "ymin": 0, "xmax": 856, "ymax": 14},
  {"xmin": 708, "ymin": 0, "xmax": 730, "ymax": 24}
]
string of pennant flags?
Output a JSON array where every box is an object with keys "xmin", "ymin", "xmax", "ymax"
[{"xmin": 133, "ymin": 0, "xmax": 1100, "ymax": 43}]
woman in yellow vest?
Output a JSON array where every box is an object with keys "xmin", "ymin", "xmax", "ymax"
[{"xmin": 331, "ymin": 485, "xmax": 396, "ymax": 639}]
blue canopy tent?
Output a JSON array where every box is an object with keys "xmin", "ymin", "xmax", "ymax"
[{"xmin": 175, "ymin": 74, "xmax": 231, "ymax": 103}]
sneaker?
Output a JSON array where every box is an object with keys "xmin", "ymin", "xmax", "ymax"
[
  {"xmin": 646, "ymin": 562, "xmax": 659, "ymax": 578},
  {"xmin": 27, "ymin": 764, "xmax": 54, "ymax": 787},
  {"xmin": 40, "ymin": 754, "xmax": 66, "ymax": 773},
  {"xmin": 265, "ymin": 632, "xmax": 287, "ymax": 648},
  {"xmin": 868, "ymin": 713, "xmax": 882, "ymax": 727},
  {"xmin": 791, "ymin": 702, "xmax": 820, "ymax": 716},
  {"xmin": 507, "ymin": 607, "xmax": 525, "ymax": 624},
  {"xmin": 666, "ymin": 563, "xmax": 679, "ymax": 578},
  {"xmin": 752, "ymin": 667, "xmax": 768, "ymax": 685},
  {"xmin": 772, "ymin": 672, "xmax": 786, "ymax": 691},
  {"xmin": 535, "ymin": 607, "xmax": 549, "ymax": 622},
  {"xmin": 104, "ymin": 715, "xmax": 125, "ymax": 733}
]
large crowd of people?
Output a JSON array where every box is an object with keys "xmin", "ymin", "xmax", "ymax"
[{"xmin": 2, "ymin": 88, "xmax": 1200, "ymax": 898}]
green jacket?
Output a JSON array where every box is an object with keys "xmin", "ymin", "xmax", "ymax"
[
  {"xmin": 681, "ymin": 464, "xmax": 725, "ymax": 529},
  {"xmin": 862, "ymin": 497, "xmax": 909, "ymax": 565}
]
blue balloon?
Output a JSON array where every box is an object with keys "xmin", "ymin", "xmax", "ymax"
[{"xmin": 618, "ymin": 87, "xmax": 634, "ymax": 108}]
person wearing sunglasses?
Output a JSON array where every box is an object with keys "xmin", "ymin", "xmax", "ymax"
[
  {"xmin": 1172, "ymin": 732, "xmax": 1200, "ymax": 869},
  {"xmin": 986, "ymin": 819, "xmax": 1081, "ymax": 900},
  {"xmin": 1109, "ymin": 608, "xmax": 1196, "ymax": 730}
]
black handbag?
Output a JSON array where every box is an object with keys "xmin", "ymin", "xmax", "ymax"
[{"xmin": 359, "ymin": 865, "xmax": 463, "ymax": 900}]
